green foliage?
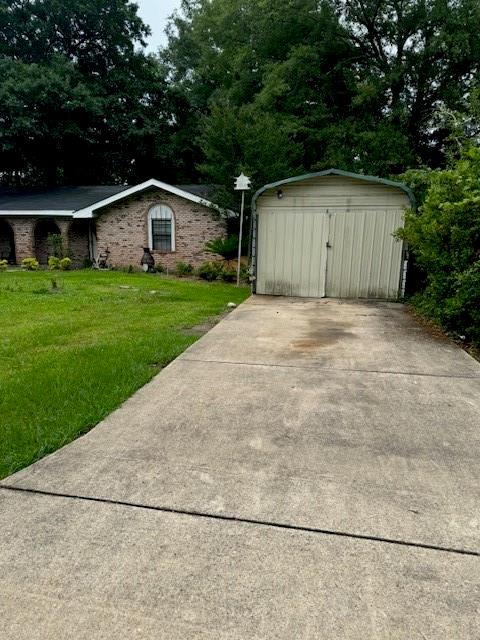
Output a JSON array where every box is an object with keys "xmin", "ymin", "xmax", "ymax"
[
  {"xmin": 48, "ymin": 233, "xmax": 64, "ymax": 258},
  {"xmin": 398, "ymin": 148, "xmax": 480, "ymax": 346},
  {"xmin": 50, "ymin": 256, "xmax": 65, "ymax": 270},
  {"xmin": 205, "ymin": 236, "xmax": 239, "ymax": 261},
  {"xmin": 198, "ymin": 104, "xmax": 303, "ymax": 200},
  {"xmin": 220, "ymin": 267, "xmax": 236, "ymax": 282},
  {"xmin": 2, "ymin": 0, "xmax": 480, "ymax": 190},
  {"xmin": 197, "ymin": 259, "xmax": 248, "ymax": 283},
  {"xmin": 48, "ymin": 256, "xmax": 60, "ymax": 270},
  {"xmin": 163, "ymin": 0, "xmax": 480, "ymax": 185},
  {"xmin": 175, "ymin": 261, "xmax": 194, "ymax": 276},
  {"xmin": 197, "ymin": 261, "xmax": 223, "ymax": 281},
  {"xmin": 21, "ymin": 257, "xmax": 39, "ymax": 271},
  {"xmin": 0, "ymin": 259, "xmax": 8, "ymax": 271},
  {"xmin": 0, "ymin": 0, "xmax": 173, "ymax": 185},
  {"xmin": 399, "ymin": 169, "xmax": 436, "ymax": 209}
]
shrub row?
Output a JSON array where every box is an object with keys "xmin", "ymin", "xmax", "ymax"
[
  {"xmin": 48, "ymin": 256, "xmax": 72, "ymax": 271},
  {"xmin": 155, "ymin": 260, "xmax": 248, "ymax": 283},
  {"xmin": 399, "ymin": 147, "xmax": 480, "ymax": 348}
]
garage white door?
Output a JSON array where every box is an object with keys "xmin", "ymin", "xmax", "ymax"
[{"xmin": 256, "ymin": 209, "xmax": 405, "ymax": 299}]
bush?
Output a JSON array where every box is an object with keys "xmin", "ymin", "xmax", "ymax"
[
  {"xmin": 205, "ymin": 236, "xmax": 239, "ymax": 261},
  {"xmin": 48, "ymin": 256, "xmax": 60, "ymax": 270},
  {"xmin": 21, "ymin": 257, "xmax": 39, "ymax": 271},
  {"xmin": 197, "ymin": 261, "xmax": 223, "ymax": 281},
  {"xmin": 48, "ymin": 233, "xmax": 65, "ymax": 258},
  {"xmin": 220, "ymin": 267, "xmax": 236, "ymax": 282},
  {"xmin": 397, "ymin": 147, "xmax": 480, "ymax": 346},
  {"xmin": 155, "ymin": 264, "xmax": 165, "ymax": 274},
  {"xmin": 176, "ymin": 261, "xmax": 194, "ymax": 276},
  {"xmin": 0, "ymin": 259, "xmax": 8, "ymax": 271},
  {"xmin": 59, "ymin": 257, "xmax": 72, "ymax": 271}
]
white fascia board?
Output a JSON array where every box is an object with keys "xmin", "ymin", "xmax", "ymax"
[
  {"xmin": 72, "ymin": 179, "xmax": 236, "ymax": 218},
  {"xmin": 0, "ymin": 210, "xmax": 74, "ymax": 217}
]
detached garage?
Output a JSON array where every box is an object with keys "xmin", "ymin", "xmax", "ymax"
[{"xmin": 251, "ymin": 169, "xmax": 415, "ymax": 299}]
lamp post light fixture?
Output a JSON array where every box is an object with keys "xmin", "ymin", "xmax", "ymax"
[{"xmin": 234, "ymin": 172, "xmax": 252, "ymax": 287}]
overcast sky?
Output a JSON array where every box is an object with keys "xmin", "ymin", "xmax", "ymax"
[{"xmin": 136, "ymin": 0, "xmax": 182, "ymax": 52}]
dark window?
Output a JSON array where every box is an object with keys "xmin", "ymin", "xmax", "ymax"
[{"xmin": 152, "ymin": 218, "xmax": 172, "ymax": 252}]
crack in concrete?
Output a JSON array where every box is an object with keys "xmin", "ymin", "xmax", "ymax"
[
  {"xmin": 179, "ymin": 357, "xmax": 480, "ymax": 380},
  {"xmin": 1, "ymin": 485, "xmax": 478, "ymax": 558}
]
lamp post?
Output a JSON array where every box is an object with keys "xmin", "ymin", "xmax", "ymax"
[{"xmin": 234, "ymin": 172, "xmax": 251, "ymax": 287}]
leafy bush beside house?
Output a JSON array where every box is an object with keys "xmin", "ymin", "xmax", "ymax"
[
  {"xmin": 21, "ymin": 257, "xmax": 39, "ymax": 271},
  {"xmin": 175, "ymin": 261, "xmax": 194, "ymax": 276},
  {"xmin": 397, "ymin": 148, "xmax": 480, "ymax": 347},
  {"xmin": 205, "ymin": 236, "xmax": 240, "ymax": 263},
  {"xmin": 197, "ymin": 261, "xmax": 223, "ymax": 281}
]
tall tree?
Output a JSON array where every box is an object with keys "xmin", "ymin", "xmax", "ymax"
[
  {"xmin": 334, "ymin": 0, "xmax": 480, "ymax": 167},
  {"xmin": 163, "ymin": 0, "xmax": 480, "ymax": 188},
  {"xmin": 0, "ymin": 0, "xmax": 173, "ymax": 185}
]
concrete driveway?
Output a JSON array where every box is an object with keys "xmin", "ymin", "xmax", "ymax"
[{"xmin": 1, "ymin": 297, "xmax": 479, "ymax": 638}]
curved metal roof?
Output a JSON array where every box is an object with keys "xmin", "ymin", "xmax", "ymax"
[{"xmin": 252, "ymin": 168, "xmax": 416, "ymax": 210}]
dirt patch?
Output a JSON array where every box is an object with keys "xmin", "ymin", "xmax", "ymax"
[
  {"xmin": 183, "ymin": 310, "xmax": 231, "ymax": 337},
  {"xmin": 185, "ymin": 321, "xmax": 219, "ymax": 336},
  {"xmin": 406, "ymin": 305, "xmax": 480, "ymax": 362}
]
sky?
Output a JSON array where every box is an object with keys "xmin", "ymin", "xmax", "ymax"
[{"xmin": 136, "ymin": 0, "xmax": 182, "ymax": 52}]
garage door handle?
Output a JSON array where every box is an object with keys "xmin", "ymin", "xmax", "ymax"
[{"xmin": 326, "ymin": 242, "xmax": 332, "ymax": 248}]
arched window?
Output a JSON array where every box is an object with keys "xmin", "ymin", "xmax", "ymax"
[{"xmin": 148, "ymin": 205, "xmax": 175, "ymax": 252}]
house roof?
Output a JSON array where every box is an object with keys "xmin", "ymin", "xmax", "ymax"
[
  {"xmin": 252, "ymin": 168, "xmax": 416, "ymax": 210},
  {"xmin": 0, "ymin": 181, "xmax": 229, "ymax": 217},
  {"xmin": 0, "ymin": 185, "xmax": 130, "ymax": 212}
]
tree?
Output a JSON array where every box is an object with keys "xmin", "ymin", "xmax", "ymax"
[
  {"xmin": 0, "ymin": 0, "xmax": 173, "ymax": 185},
  {"xmin": 334, "ymin": 0, "xmax": 480, "ymax": 167},
  {"xmin": 163, "ymin": 0, "xmax": 480, "ymax": 186},
  {"xmin": 0, "ymin": 56, "xmax": 102, "ymax": 184}
]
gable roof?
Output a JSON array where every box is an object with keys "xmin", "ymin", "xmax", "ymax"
[
  {"xmin": 73, "ymin": 179, "xmax": 230, "ymax": 218},
  {"xmin": 0, "ymin": 180, "xmax": 231, "ymax": 217},
  {"xmin": 252, "ymin": 168, "xmax": 416, "ymax": 210}
]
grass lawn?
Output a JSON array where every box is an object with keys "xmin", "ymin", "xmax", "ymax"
[{"xmin": 0, "ymin": 270, "xmax": 250, "ymax": 479}]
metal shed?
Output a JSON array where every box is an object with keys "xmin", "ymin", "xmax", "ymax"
[{"xmin": 251, "ymin": 169, "xmax": 415, "ymax": 299}]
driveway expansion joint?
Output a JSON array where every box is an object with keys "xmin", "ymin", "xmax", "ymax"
[
  {"xmin": 2, "ymin": 485, "xmax": 479, "ymax": 559},
  {"xmin": 179, "ymin": 357, "xmax": 480, "ymax": 380}
]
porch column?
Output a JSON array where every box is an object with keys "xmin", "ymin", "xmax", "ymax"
[
  {"xmin": 9, "ymin": 218, "xmax": 35, "ymax": 263},
  {"xmin": 56, "ymin": 219, "xmax": 71, "ymax": 256}
]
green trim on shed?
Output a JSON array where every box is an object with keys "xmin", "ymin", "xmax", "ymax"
[{"xmin": 251, "ymin": 168, "xmax": 416, "ymax": 211}]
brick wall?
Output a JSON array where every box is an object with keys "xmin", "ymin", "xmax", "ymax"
[
  {"xmin": 1, "ymin": 188, "xmax": 226, "ymax": 268},
  {"xmin": 94, "ymin": 189, "xmax": 226, "ymax": 270}
]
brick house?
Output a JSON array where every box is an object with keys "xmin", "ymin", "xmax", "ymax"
[{"xmin": 0, "ymin": 180, "xmax": 229, "ymax": 269}]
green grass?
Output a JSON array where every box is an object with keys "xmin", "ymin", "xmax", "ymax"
[{"xmin": 0, "ymin": 270, "xmax": 250, "ymax": 479}]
